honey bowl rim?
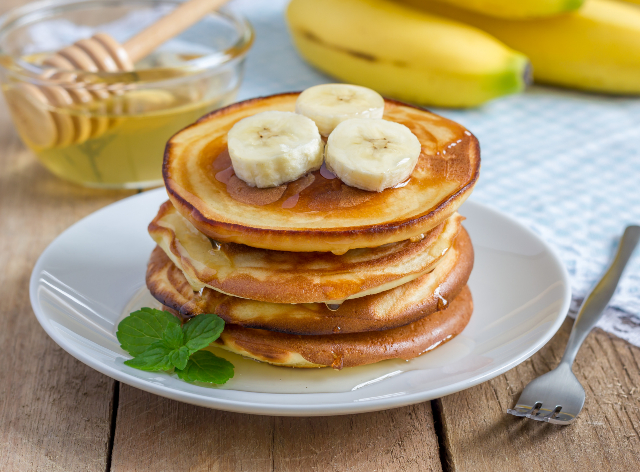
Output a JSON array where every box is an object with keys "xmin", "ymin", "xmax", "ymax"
[{"xmin": 0, "ymin": 0, "xmax": 254, "ymax": 88}]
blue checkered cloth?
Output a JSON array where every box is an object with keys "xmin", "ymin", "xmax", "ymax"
[{"xmin": 232, "ymin": 0, "xmax": 640, "ymax": 346}]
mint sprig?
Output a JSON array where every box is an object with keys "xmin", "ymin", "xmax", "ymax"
[{"xmin": 117, "ymin": 309, "xmax": 233, "ymax": 385}]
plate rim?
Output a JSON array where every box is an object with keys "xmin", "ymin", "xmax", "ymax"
[{"xmin": 29, "ymin": 189, "xmax": 572, "ymax": 416}]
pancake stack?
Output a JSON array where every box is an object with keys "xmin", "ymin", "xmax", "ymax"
[{"xmin": 146, "ymin": 91, "xmax": 480, "ymax": 369}]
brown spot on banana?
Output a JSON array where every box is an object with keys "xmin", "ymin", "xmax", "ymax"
[{"xmin": 300, "ymin": 29, "xmax": 379, "ymax": 63}]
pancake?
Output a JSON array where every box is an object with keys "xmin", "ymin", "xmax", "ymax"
[
  {"xmin": 194, "ymin": 285, "xmax": 473, "ymax": 369},
  {"xmin": 164, "ymin": 93, "xmax": 480, "ymax": 253},
  {"xmin": 149, "ymin": 200, "xmax": 463, "ymax": 303},
  {"xmin": 146, "ymin": 227, "xmax": 474, "ymax": 335}
]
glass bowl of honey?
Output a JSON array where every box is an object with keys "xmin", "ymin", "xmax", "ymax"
[{"xmin": 0, "ymin": 0, "xmax": 253, "ymax": 188}]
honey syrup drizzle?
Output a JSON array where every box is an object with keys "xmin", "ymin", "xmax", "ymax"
[{"xmin": 205, "ymin": 106, "xmax": 470, "ymax": 216}]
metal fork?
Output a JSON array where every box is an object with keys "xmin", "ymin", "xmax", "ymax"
[{"xmin": 507, "ymin": 225, "xmax": 640, "ymax": 425}]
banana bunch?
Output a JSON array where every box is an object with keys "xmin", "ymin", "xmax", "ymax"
[
  {"xmin": 287, "ymin": 0, "xmax": 640, "ymax": 106},
  {"xmin": 422, "ymin": 0, "xmax": 585, "ymax": 18},
  {"xmin": 286, "ymin": 0, "xmax": 530, "ymax": 108},
  {"xmin": 403, "ymin": 0, "xmax": 640, "ymax": 95},
  {"xmin": 228, "ymin": 84, "xmax": 420, "ymax": 192}
]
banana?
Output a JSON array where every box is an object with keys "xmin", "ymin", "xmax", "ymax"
[
  {"xmin": 401, "ymin": 0, "xmax": 640, "ymax": 94},
  {"xmin": 325, "ymin": 118, "xmax": 421, "ymax": 192},
  {"xmin": 286, "ymin": 0, "xmax": 530, "ymax": 108},
  {"xmin": 414, "ymin": 0, "xmax": 584, "ymax": 18},
  {"xmin": 227, "ymin": 111, "xmax": 324, "ymax": 188},
  {"xmin": 295, "ymin": 83, "xmax": 385, "ymax": 136}
]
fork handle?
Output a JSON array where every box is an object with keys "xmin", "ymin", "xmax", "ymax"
[{"xmin": 560, "ymin": 225, "xmax": 640, "ymax": 367}]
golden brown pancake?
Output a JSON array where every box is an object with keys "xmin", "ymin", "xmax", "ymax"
[
  {"xmin": 146, "ymin": 227, "xmax": 474, "ymax": 335},
  {"xmin": 164, "ymin": 93, "xmax": 480, "ymax": 253},
  {"xmin": 149, "ymin": 200, "xmax": 463, "ymax": 303},
  {"xmin": 189, "ymin": 285, "xmax": 473, "ymax": 369}
]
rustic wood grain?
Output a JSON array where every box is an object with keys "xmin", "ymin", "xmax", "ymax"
[
  {"xmin": 109, "ymin": 385, "xmax": 275, "ymax": 471},
  {"xmin": 273, "ymin": 404, "xmax": 442, "ymax": 472},
  {"xmin": 0, "ymin": 59, "xmax": 135, "ymax": 472},
  {"xmin": 437, "ymin": 318, "xmax": 640, "ymax": 472},
  {"xmin": 110, "ymin": 385, "xmax": 442, "ymax": 472}
]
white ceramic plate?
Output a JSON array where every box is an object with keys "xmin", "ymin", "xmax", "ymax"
[{"xmin": 30, "ymin": 189, "xmax": 571, "ymax": 416}]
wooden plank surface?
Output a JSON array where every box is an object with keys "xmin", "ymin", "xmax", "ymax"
[
  {"xmin": 110, "ymin": 385, "xmax": 442, "ymax": 472},
  {"xmin": 0, "ymin": 72, "xmax": 135, "ymax": 471},
  {"xmin": 109, "ymin": 385, "xmax": 275, "ymax": 471},
  {"xmin": 272, "ymin": 404, "xmax": 441, "ymax": 472},
  {"xmin": 438, "ymin": 318, "xmax": 640, "ymax": 471}
]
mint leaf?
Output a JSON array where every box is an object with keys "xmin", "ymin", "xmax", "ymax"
[
  {"xmin": 176, "ymin": 351, "xmax": 234, "ymax": 384},
  {"xmin": 182, "ymin": 314, "xmax": 225, "ymax": 354},
  {"xmin": 124, "ymin": 340, "xmax": 189, "ymax": 372},
  {"xmin": 162, "ymin": 323, "xmax": 184, "ymax": 349},
  {"xmin": 170, "ymin": 346, "xmax": 190, "ymax": 370},
  {"xmin": 117, "ymin": 308, "xmax": 180, "ymax": 356},
  {"xmin": 124, "ymin": 341, "xmax": 174, "ymax": 371}
]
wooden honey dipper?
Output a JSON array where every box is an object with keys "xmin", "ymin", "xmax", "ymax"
[{"xmin": 6, "ymin": 0, "xmax": 229, "ymax": 149}]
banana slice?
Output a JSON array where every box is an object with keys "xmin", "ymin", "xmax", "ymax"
[
  {"xmin": 227, "ymin": 111, "xmax": 324, "ymax": 188},
  {"xmin": 295, "ymin": 84, "xmax": 384, "ymax": 136},
  {"xmin": 325, "ymin": 118, "xmax": 421, "ymax": 192}
]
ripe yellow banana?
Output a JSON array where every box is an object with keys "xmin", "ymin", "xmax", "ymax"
[
  {"xmin": 401, "ymin": 0, "xmax": 640, "ymax": 94},
  {"xmin": 286, "ymin": 0, "xmax": 530, "ymax": 108},
  {"xmin": 414, "ymin": 0, "xmax": 584, "ymax": 19}
]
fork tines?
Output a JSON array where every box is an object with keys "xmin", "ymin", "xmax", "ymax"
[{"xmin": 507, "ymin": 403, "xmax": 576, "ymax": 424}]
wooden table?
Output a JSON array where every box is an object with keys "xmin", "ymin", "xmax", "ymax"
[{"xmin": 1, "ymin": 3, "xmax": 640, "ymax": 470}]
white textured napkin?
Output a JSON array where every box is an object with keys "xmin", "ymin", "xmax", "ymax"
[
  {"xmin": 442, "ymin": 90, "xmax": 640, "ymax": 347},
  {"xmin": 232, "ymin": 0, "xmax": 640, "ymax": 347}
]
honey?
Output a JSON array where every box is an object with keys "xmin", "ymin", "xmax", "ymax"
[
  {"xmin": 0, "ymin": 0, "xmax": 254, "ymax": 188},
  {"xmin": 6, "ymin": 79, "xmax": 235, "ymax": 188},
  {"xmin": 199, "ymin": 101, "xmax": 473, "ymax": 218}
]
